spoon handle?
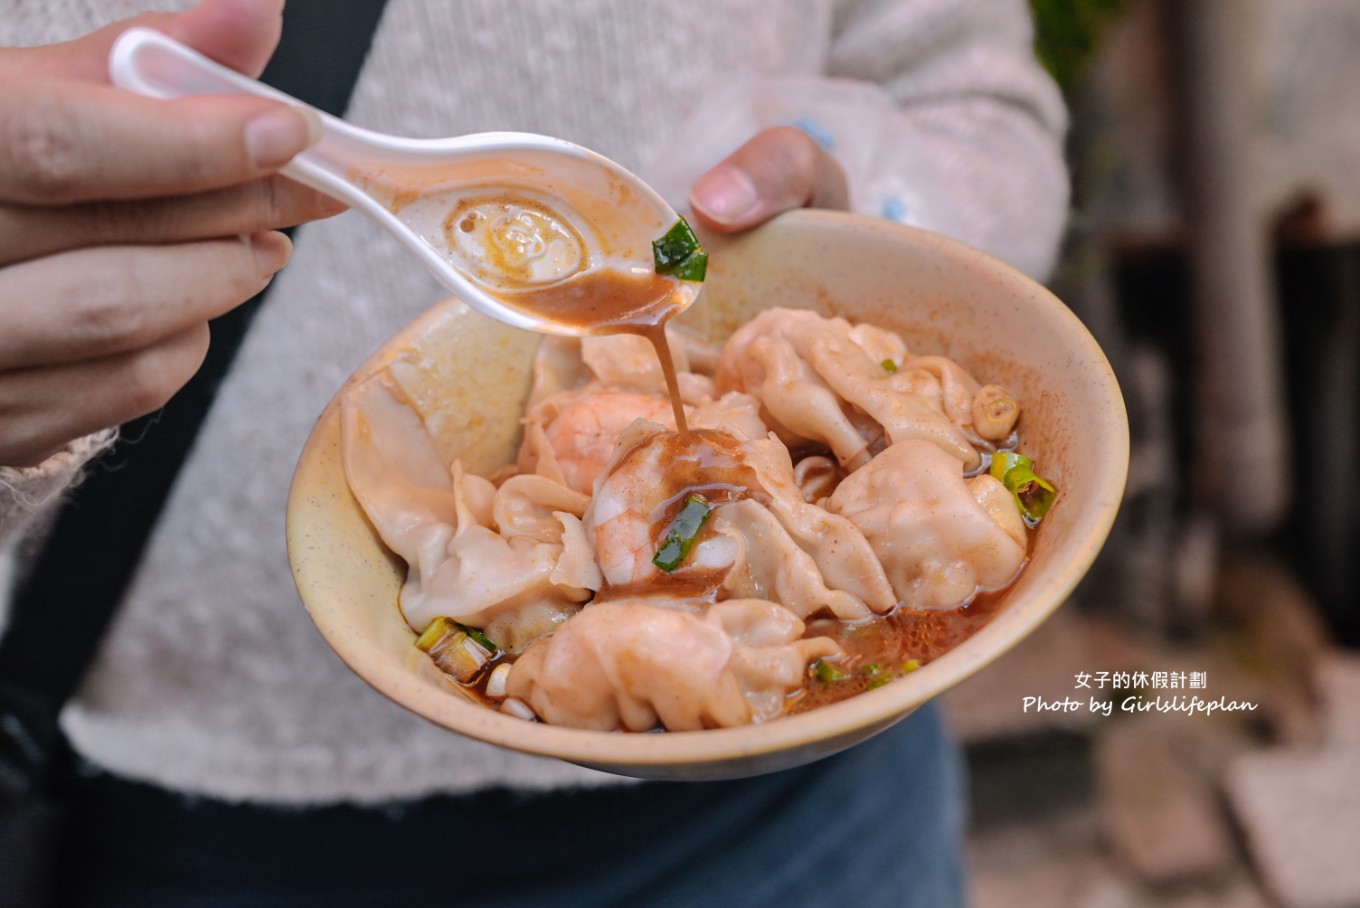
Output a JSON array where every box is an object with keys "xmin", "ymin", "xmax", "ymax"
[{"xmin": 108, "ymin": 27, "xmax": 376, "ymax": 211}]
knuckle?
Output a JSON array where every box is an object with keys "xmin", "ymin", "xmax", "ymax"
[
  {"xmin": 768, "ymin": 125, "xmax": 821, "ymax": 172},
  {"xmin": 250, "ymin": 176, "xmax": 322, "ymax": 231},
  {"xmin": 227, "ymin": 178, "xmax": 291, "ymax": 234},
  {"xmin": 70, "ymin": 261, "xmax": 153, "ymax": 352},
  {"xmin": 173, "ymin": 110, "xmax": 240, "ymax": 186},
  {"xmin": 2, "ymin": 92, "xmax": 87, "ymax": 201},
  {"xmin": 258, "ymin": 176, "xmax": 286, "ymax": 224},
  {"xmin": 761, "ymin": 125, "xmax": 846, "ymax": 208}
]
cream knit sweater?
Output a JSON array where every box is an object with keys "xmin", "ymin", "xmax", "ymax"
[{"xmin": 1, "ymin": 0, "xmax": 1067, "ymax": 804}]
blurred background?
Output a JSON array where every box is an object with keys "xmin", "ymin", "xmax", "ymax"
[{"xmin": 952, "ymin": 1, "xmax": 1360, "ymax": 906}]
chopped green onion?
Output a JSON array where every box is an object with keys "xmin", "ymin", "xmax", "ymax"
[
  {"xmin": 990, "ymin": 451, "xmax": 1058, "ymax": 523},
  {"xmin": 989, "ymin": 451, "xmax": 1034, "ymax": 481},
  {"xmin": 1010, "ymin": 468, "xmax": 1056, "ymax": 522},
  {"xmin": 652, "ymin": 217, "xmax": 709, "ymax": 282},
  {"xmin": 414, "ymin": 616, "xmax": 458, "ymax": 652},
  {"xmin": 813, "ymin": 659, "xmax": 849, "ymax": 683},
  {"xmin": 862, "ymin": 663, "xmax": 892, "ymax": 688},
  {"xmin": 881, "ymin": 358, "xmax": 898, "ymax": 373},
  {"xmin": 901, "ymin": 658, "xmax": 921, "ymax": 673},
  {"xmin": 652, "ymin": 495, "xmax": 713, "ymax": 571},
  {"xmin": 415, "ymin": 617, "xmax": 492, "ymax": 683},
  {"xmin": 462, "ymin": 624, "xmax": 498, "ymax": 654}
]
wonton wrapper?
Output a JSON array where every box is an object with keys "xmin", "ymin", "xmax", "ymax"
[
  {"xmin": 826, "ymin": 439, "xmax": 1027, "ymax": 610},
  {"xmin": 506, "ymin": 598, "xmax": 839, "ymax": 732},
  {"xmin": 716, "ymin": 308, "xmax": 1013, "ymax": 471},
  {"xmin": 341, "ymin": 374, "xmax": 598, "ymax": 638}
]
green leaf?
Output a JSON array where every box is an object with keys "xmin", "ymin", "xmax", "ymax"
[{"xmin": 1029, "ymin": 0, "xmax": 1131, "ymax": 93}]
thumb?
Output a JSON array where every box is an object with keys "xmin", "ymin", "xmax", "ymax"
[{"xmin": 688, "ymin": 126, "xmax": 849, "ymax": 233}]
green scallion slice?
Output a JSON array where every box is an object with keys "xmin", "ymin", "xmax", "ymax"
[
  {"xmin": 461, "ymin": 623, "xmax": 498, "ymax": 654},
  {"xmin": 862, "ymin": 663, "xmax": 892, "ymax": 688},
  {"xmin": 414, "ymin": 617, "xmax": 492, "ymax": 683},
  {"xmin": 814, "ymin": 659, "xmax": 849, "ymax": 683},
  {"xmin": 652, "ymin": 495, "xmax": 713, "ymax": 572},
  {"xmin": 990, "ymin": 452, "xmax": 1057, "ymax": 523},
  {"xmin": 881, "ymin": 358, "xmax": 898, "ymax": 373},
  {"xmin": 989, "ymin": 452, "xmax": 1033, "ymax": 481},
  {"xmin": 652, "ymin": 217, "xmax": 709, "ymax": 282},
  {"xmin": 415, "ymin": 616, "xmax": 458, "ymax": 652}
]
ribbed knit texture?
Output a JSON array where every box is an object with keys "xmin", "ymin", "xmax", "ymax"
[{"xmin": 1, "ymin": 0, "xmax": 1066, "ymax": 803}]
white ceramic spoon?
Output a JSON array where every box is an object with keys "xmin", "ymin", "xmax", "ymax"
[{"xmin": 108, "ymin": 27, "xmax": 702, "ymax": 335}]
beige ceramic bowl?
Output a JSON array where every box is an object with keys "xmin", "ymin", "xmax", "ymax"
[{"xmin": 287, "ymin": 209, "xmax": 1129, "ymax": 781}]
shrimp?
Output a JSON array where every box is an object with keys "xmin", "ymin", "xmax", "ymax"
[
  {"xmin": 518, "ymin": 389, "xmax": 676, "ymax": 495},
  {"xmin": 582, "ymin": 417, "xmax": 895, "ymax": 621},
  {"xmin": 584, "ymin": 421, "xmax": 755, "ymax": 590}
]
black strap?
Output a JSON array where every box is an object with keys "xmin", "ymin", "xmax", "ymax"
[{"xmin": 0, "ymin": 0, "xmax": 388, "ymax": 792}]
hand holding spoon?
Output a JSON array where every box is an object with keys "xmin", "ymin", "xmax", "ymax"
[{"xmin": 108, "ymin": 27, "xmax": 706, "ymax": 337}]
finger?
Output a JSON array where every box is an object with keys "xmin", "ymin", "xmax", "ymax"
[
  {"xmin": 0, "ymin": 232, "xmax": 290, "ymax": 370},
  {"xmin": 0, "ymin": 78, "xmax": 321, "ymax": 205},
  {"xmin": 10, "ymin": 0, "xmax": 284, "ymax": 83},
  {"xmin": 0, "ymin": 176, "xmax": 345, "ymax": 266},
  {"xmin": 0, "ymin": 324, "xmax": 210, "ymax": 468},
  {"xmin": 688, "ymin": 126, "xmax": 850, "ymax": 233},
  {"xmin": 167, "ymin": 0, "xmax": 287, "ymax": 78}
]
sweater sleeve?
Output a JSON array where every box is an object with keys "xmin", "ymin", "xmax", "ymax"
[
  {"xmin": 641, "ymin": 0, "xmax": 1069, "ymax": 281},
  {"xmin": 0, "ymin": 429, "xmax": 117, "ymax": 547}
]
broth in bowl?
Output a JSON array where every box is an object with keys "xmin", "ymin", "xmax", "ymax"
[{"xmin": 287, "ymin": 210, "xmax": 1127, "ymax": 779}]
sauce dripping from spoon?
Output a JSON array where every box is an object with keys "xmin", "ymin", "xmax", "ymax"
[
  {"xmin": 500, "ymin": 267, "xmax": 693, "ymax": 434},
  {"xmin": 382, "ymin": 179, "xmax": 701, "ymax": 435}
]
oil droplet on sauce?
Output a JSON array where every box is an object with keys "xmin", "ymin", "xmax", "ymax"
[{"xmin": 442, "ymin": 193, "xmax": 588, "ymax": 289}]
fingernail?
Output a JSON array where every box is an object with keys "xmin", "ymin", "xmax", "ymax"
[
  {"xmin": 690, "ymin": 166, "xmax": 760, "ymax": 226},
  {"xmin": 245, "ymin": 106, "xmax": 320, "ymax": 170},
  {"xmin": 317, "ymin": 193, "xmax": 349, "ymax": 216},
  {"xmin": 249, "ymin": 230, "xmax": 293, "ymax": 274}
]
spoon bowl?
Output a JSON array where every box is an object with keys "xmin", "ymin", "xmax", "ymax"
[{"xmin": 109, "ymin": 27, "xmax": 699, "ymax": 335}]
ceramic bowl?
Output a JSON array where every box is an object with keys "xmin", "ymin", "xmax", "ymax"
[{"xmin": 287, "ymin": 209, "xmax": 1129, "ymax": 781}]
